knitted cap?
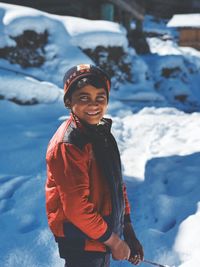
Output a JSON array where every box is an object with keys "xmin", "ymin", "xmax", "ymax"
[{"xmin": 63, "ymin": 64, "xmax": 111, "ymax": 102}]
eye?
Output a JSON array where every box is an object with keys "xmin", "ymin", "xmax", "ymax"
[
  {"xmin": 96, "ymin": 96, "xmax": 106, "ymax": 102},
  {"xmin": 79, "ymin": 96, "xmax": 89, "ymax": 102}
]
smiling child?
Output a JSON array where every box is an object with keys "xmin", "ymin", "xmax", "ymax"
[{"xmin": 45, "ymin": 64, "xmax": 144, "ymax": 267}]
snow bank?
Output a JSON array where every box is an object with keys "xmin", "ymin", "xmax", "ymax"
[
  {"xmin": 0, "ymin": 70, "xmax": 63, "ymax": 104},
  {"xmin": 174, "ymin": 203, "xmax": 200, "ymax": 267},
  {"xmin": 112, "ymin": 107, "xmax": 200, "ymax": 179}
]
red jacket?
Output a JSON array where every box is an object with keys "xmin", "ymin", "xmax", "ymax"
[{"xmin": 45, "ymin": 115, "xmax": 131, "ymax": 253}]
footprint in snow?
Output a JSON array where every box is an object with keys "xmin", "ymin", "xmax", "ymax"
[
  {"xmin": 0, "ymin": 175, "xmax": 41, "ymax": 233},
  {"xmin": 0, "ymin": 175, "xmax": 30, "ymax": 213},
  {"xmin": 18, "ymin": 215, "xmax": 40, "ymax": 234}
]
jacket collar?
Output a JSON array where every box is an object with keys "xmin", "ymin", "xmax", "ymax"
[{"xmin": 70, "ymin": 112, "xmax": 112, "ymax": 133}]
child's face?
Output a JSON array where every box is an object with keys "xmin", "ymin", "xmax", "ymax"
[{"xmin": 67, "ymin": 84, "xmax": 108, "ymax": 125}]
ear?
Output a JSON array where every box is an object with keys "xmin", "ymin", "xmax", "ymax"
[{"xmin": 64, "ymin": 99, "xmax": 71, "ymax": 109}]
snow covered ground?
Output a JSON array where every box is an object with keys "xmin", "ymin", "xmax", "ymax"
[{"xmin": 0, "ymin": 3, "xmax": 200, "ymax": 267}]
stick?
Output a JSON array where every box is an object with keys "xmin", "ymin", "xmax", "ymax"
[{"xmin": 143, "ymin": 259, "xmax": 168, "ymax": 267}]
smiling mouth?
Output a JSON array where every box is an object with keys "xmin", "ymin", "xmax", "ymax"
[{"xmin": 86, "ymin": 111, "xmax": 101, "ymax": 116}]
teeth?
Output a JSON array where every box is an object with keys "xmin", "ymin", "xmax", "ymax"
[{"xmin": 87, "ymin": 111, "xmax": 99, "ymax": 115}]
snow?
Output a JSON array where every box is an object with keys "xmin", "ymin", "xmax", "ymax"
[
  {"xmin": 167, "ymin": 14, "xmax": 200, "ymax": 28},
  {"xmin": 174, "ymin": 203, "xmax": 200, "ymax": 267},
  {"xmin": 0, "ymin": 70, "xmax": 63, "ymax": 104},
  {"xmin": 144, "ymin": 15, "xmax": 175, "ymax": 36},
  {"xmin": 146, "ymin": 38, "xmax": 183, "ymax": 56},
  {"xmin": 62, "ymin": 16, "xmax": 128, "ymax": 49},
  {"xmin": 0, "ymin": 3, "xmax": 200, "ymax": 267},
  {"xmin": 113, "ymin": 107, "xmax": 200, "ymax": 179},
  {"xmin": 0, "ymin": 2, "xmax": 127, "ymax": 49}
]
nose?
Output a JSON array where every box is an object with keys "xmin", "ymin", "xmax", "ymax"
[{"xmin": 88, "ymin": 99, "xmax": 99, "ymax": 106}]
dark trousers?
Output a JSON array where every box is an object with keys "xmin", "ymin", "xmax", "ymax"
[{"xmin": 64, "ymin": 251, "xmax": 110, "ymax": 267}]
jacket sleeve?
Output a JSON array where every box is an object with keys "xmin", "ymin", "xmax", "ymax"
[
  {"xmin": 50, "ymin": 142, "xmax": 112, "ymax": 242},
  {"xmin": 123, "ymin": 183, "xmax": 132, "ymax": 223}
]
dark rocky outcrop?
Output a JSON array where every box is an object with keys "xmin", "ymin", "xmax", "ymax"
[
  {"xmin": 0, "ymin": 30, "xmax": 48, "ymax": 68},
  {"xmin": 82, "ymin": 46, "xmax": 133, "ymax": 88}
]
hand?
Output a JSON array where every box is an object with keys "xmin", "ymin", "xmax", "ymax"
[
  {"xmin": 123, "ymin": 223, "xmax": 144, "ymax": 265},
  {"xmin": 104, "ymin": 233, "xmax": 131, "ymax": 261}
]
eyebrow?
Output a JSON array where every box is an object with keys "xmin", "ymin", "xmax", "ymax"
[{"xmin": 77, "ymin": 91, "xmax": 107, "ymax": 96}]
